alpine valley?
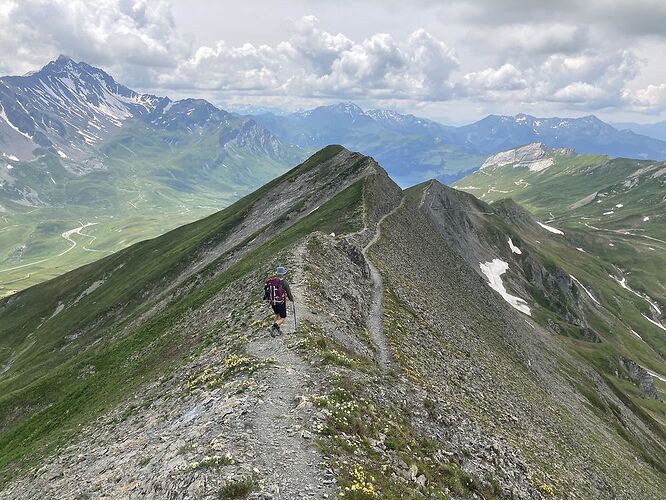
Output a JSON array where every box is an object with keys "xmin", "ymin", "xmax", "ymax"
[
  {"xmin": 0, "ymin": 56, "xmax": 305, "ymax": 296},
  {"xmin": 4, "ymin": 56, "xmax": 666, "ymax": 296}
]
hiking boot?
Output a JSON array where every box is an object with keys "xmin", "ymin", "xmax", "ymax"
[{"xmin": 269, "ymin": 324, "xmax": 278, "ymax": 337}]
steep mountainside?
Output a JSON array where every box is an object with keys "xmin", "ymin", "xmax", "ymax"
[
  {"xmin": 1, "ymin": 146, "xmax": 663, "ymax": 499},
  {"xmin": 0, "ymin": 56, "xmax": 305, "ymax": 296},
  {"xmin": 454, "ymin": 144, "xmax": 666, "ymax": 327}
]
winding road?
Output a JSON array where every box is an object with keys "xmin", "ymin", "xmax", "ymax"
[{"xmin": 0, "ymin": 222, "xmax": 98, "ymax": 274}]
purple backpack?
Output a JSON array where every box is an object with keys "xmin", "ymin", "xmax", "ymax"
[{"xmin": 265, "ymin": 277, "xmax": 286, "ymax": 305}]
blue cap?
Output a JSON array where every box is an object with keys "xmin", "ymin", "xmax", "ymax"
[{"xmin": 276, "ymin": 266, "xmax": 287, "ymax": 275}]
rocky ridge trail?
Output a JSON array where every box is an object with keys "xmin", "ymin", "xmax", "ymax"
[
  {"xmin": 244, "ymin": 330, "xmax": 332, "ymax": 498},
  {"xmin": 360, "ymin": 196, "xmax": 405, "ymax": 370},
  {"xmin": 290, "ymin": 240, "xmax": 373, "ymax": 360},
  {"xmin": 0, "ymin": 268, "xmax": 335, "ymax": 499}
]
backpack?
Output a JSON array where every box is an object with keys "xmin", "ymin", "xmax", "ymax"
[{"xmin": 264, "ymin": 277, "xmax": 286, "ymax": 305}]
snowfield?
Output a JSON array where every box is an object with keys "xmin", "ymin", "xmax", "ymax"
[
  {"xmin": 642, "ymin": 313, "xmax": 666, "ymax": 332},
  {"xmin": 537, "ymin": 221, "xmax": 564, "ymax": 235},
  {"xmin": 479, "ymin": 259, "xmax": 531, "ymax": 316}
]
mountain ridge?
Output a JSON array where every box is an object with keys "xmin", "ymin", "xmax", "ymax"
[
  {"xmin": 1, "ymin": 145, "xmax": 665, "ymax": 497},
  {"xmin": 0, "ymin": 56, "xmax": 307, "ymax": 296}
]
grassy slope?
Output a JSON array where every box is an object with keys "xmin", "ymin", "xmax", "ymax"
[
  {"xmin": 0, "ymin": 120, "xmax": 304, "ymax": 297},
  {"xmin": 0, "ymin": 145, "xmax": 367, "ymax": 483},
  {"xmin": 504, "ymin": 211, "xmax": 666, "ymax": 425},
  {"xmin": 453, "ymin": 157, "xmax": 666, "ymax": 430},
  {"xmin": 454, "ymin": 155, "xmax": 666, "ymax": 330}
]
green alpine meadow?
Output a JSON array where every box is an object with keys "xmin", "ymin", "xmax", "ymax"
[{"xmin": 2, "ymin": 2, "xmax": 666, "ymax": 498}]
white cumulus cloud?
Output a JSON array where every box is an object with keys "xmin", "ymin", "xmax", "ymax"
[
  {"xmin": 461, "ymin": 64, "xmax": 527, "ymax": 94},
  {"xmin": 624, "ymin": 84, "xmax": 666, "ymax": 108},
  {"xmin": 160, "ymin": 18, "xmax": 458, "ymax": 100}
]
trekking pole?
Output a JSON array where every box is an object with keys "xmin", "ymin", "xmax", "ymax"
[{"xmin": 293, "ymin": 302, "xmax": 297, "ymax": 331}]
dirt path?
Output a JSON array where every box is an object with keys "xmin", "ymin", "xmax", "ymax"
[
  {"xmin": 245, "ymin": 324, "xmax": 332, "ymax": 498},
  {"xmin": 361, "ymin": 197, "xmax": 405, "ymax": 370}
]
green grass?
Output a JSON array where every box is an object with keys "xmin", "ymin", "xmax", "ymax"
[
  {"xmin": 0, "ymin": 145, "xmax": 364, "ymax": 484},
  {"xmin": 218, "ymin": 477, "xmax": 255, "ymax": 499},
  {"xmin": 0, "ymin": 120, "xmax": 307, "ymax": 297}
]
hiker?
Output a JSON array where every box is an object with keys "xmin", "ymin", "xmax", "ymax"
[{"xmin": 263, "ymin": 266, "xmax": 294, "ymax": 336}]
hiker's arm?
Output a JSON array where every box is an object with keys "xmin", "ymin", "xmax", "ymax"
[{"xmin": 283, "ymin": 280, "xmax": 294, "ymax": 301}]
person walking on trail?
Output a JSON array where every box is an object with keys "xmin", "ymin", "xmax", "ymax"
[{"xmin": 263, "ymin": 266, "xmax": 294, "ymax": 336}]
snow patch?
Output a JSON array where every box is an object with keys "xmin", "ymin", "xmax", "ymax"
[
  {"xmin": 508, "ymin": 238, "xmax": 522, "ymax": 255},
  {"xmin": 603, "ymin": 211, "xmax": 614, "ymax": 215},
  {"xmin": 537, "ymin": 221, "xmax": 564, "ymax": 235},
  {"xmin": 570, "ymin": 275, "xmax": 600, "ymax": 305},
  {"xmin": 576, "ymin": 247, "xmax": 585, "ymax": 252},
  {"xmin": 479, "ymin": 259, "xmax": 531, "ymax": 315},
  {"xmin": 57, "ymin": 150, "xmax": 68, "ymax": 159},
  {"xmin": 642, "ymin": 313, "xmax": 666, "ymax": 332},
  {"xmin": 631, "ymin": 330, "xmax": 645, "ymax": 342},
  {"xmin": 0, "ymin": 106, "xmax": 33, "ymax": 140},
  {"xmin": 644, "ymin": 367, "xmax": 666, "ymax": 383},
  {"xmin": 615, "ymin": 204, "xmax": 623, "ymax": 208},
  {"xmin": 643, "ymin": 216, "xmax": 650, "ymax": 222},
  {"xmin": 611, "ymin": 275, "xmax": 662, "ymax": 315}
]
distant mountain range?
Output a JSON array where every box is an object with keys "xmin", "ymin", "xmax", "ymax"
[
  {"xmin": 254, "ymin": 105, "xmax": 666, "ymax": 186},
  {"xmin": 611, "ymin": 120, "xmax": 666, "ymax": 142},
  {"xmin": 0, "ymin": 54, "xmax": 301, "ymax": 206},
  {"xmin": 454, "ymin": 113, "xmax": 666, "ymax": 159},
  {"xmin": 252, "ymin": 102, "xmax": 484, "ymax": 186},
  {"xmin": 2, "ymin": 55, "xmax": 666, "ymax": 295}
]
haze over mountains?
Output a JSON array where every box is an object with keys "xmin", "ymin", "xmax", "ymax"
[
  {"xmin": 2, "ymin": 56, "xmax": 666, "ymax": 297},
  {"xmin": 254, "ymin": 105, "xmax": 666, "ymax": 185},
  {"xmin": 611, "ymin": 121, "xmax": 666, "ymax": 142}
]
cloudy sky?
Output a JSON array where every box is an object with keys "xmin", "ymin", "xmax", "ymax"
[{"xmin": 1, "ymin": 0, "xmax": 665, "ymax": 124}]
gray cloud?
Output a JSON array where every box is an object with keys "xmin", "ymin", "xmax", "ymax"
[
  {"xmin": 0, "ymin": 0, "xmax": 190, "ymax": 77},
  {"xmin": 435, "ymin": 0, "xmax": 666, "ymax": 39},
  {"xmin": 0, "ymin": 0, "xmax": 664, "ymax": 120}
]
